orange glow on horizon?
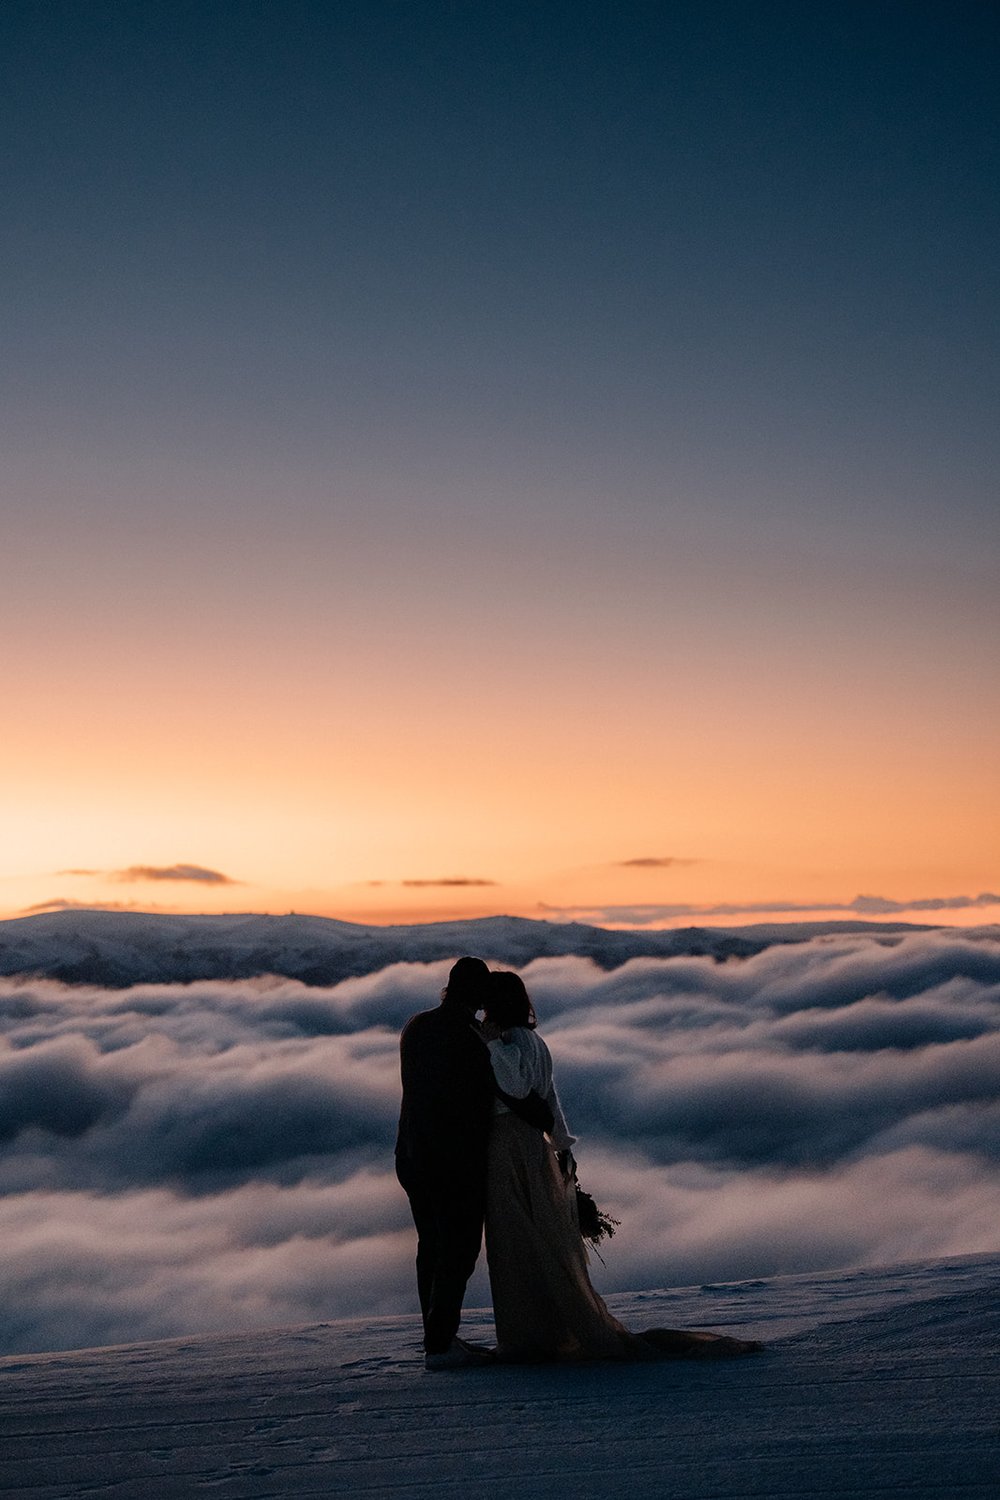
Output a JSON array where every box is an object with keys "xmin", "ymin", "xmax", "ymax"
[{"xmin": 4, "ymin": 486, "xmax": 996, "ymax": 932}]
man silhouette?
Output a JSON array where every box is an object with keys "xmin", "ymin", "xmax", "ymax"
[{"xmin": 395, "ymin": 956, "xmax": 495, "ymax": 1369}]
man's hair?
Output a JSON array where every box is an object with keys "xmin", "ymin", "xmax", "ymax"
[{"xmin": 441, "ymin": 955, "xmax": 490, "ymax": 1008}]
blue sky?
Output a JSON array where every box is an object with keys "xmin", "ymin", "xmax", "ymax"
[{"xmin": 2, "ymin": 1, "xmax": 997, "ymax": 921}]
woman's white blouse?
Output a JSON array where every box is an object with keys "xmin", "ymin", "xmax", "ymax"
[{"xmin": 486, "ymin": 1027, "xmax": 576, "ymax": 1152}]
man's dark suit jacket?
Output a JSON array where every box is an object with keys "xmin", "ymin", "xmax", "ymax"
[{"xmin": 395, "ymin": 1003, "xmax": 494, "ymax": 1184}]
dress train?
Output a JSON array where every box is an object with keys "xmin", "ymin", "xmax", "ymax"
[{"xmin": 486, "ymin": 1114, "xmax": 761, "ymax": 1362}]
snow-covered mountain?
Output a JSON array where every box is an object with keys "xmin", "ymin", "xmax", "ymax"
[{"xmin": 0, "ymin": 908, "xmax": 936, "ymax": 986}]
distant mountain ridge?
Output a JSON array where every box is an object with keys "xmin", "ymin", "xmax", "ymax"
[{"xmin": 0, "ymin": 909, "xmax": 937, "ymax": 987}]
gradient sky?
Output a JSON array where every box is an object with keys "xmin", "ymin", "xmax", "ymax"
[{"xmin": 3, "ymin": 0, "xmax": 998, "ymax": 925}]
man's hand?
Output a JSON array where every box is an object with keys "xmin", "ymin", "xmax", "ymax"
[{"xmin": 479, "ymin": 1020, "xmax": 503, "ymax": 1042}]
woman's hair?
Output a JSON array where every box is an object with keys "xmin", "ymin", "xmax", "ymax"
[{"xmin": 484, "ymin": 970, "xmax": 537, "ymax": 1031}]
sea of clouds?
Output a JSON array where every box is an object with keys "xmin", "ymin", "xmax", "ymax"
[{"xmin": 2, "ymin": 927, "xmax": 1000, "ymax": 1354}]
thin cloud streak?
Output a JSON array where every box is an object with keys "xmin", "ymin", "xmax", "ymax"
[
  {"xmin": 617, "ymin": 857, "xmax": 698, "ymax": 868},
  {"xmin": 400, "ymin": 878, "xmax": 497, "ymax": 888},
  {"xmin": 542, "ymin": 894, "xmax": 1000, "ymax": 926},
  {"xmin": 20, "ymin": 899, "xmax": 157, "ymax": 915},
  {"xmin": 112, "ymin": 865, "xmax": 238, "ymax": 885},
  {"xmin": 362, "ymin": 878, "xmax": 497, "ymax": 889},
  {"xmin": 51, "ymin": 864, "xmax": 240, "ymax": 887},
  {"xmin": 854, "ymin": 893, "xmax": 1000, "ymax": 915}
]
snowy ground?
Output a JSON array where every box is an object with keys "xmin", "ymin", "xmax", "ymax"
[{"xmin": 2, "ymin": 1252, "xmax": 997, "ymax": 1499}]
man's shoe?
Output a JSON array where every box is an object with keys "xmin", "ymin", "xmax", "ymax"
[{"xmin": 425, "ymin": 1338, "xmax": 495, "ymax": 1371}]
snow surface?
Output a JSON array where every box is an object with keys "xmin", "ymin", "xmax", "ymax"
[{"xmin": 2, "ymin": 1253, "xmax": 997, "ymax": 1499}]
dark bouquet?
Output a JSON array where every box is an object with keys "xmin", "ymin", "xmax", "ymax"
[{"xmin": 574, "ymin": 1183, "xmax": 621, "ymax": 1263}]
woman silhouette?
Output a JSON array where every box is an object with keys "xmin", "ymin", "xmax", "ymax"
[{"xmin": 480, "ymin": 970, "xmax": 761, "ymax": 1362}]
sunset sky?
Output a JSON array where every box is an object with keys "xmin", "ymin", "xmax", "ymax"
[{"xmin": 3, "ymin": 1, "xmax": 997, "ymax": 927}]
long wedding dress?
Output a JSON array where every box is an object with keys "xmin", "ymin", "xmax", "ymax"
[
  {"xmin": 485, "ymin": 1026, "xmax": 654, "ymax": 1360},
  {"xmin": 484, "ymin": 1026, "xmax": 761, "ymax": 1363}
]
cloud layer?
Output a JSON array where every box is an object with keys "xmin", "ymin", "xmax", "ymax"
[{"xmin": 2, "ymin": 928, "xmax": 999, "ymax": 1353}]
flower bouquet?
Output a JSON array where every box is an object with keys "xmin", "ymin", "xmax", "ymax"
[{"xmin": 574, "ymin": 1182, "xmax": 621, "ymax": 1262}]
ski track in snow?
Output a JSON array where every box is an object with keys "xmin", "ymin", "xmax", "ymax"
[{"xmin": 1, "ymin": 1254, "xmax": 998, "ymax": 1500}]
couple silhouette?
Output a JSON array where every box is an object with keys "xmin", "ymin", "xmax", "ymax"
[{"xmin": 395, "ymin": 956, "xmax": 762, "ymax": 1369}]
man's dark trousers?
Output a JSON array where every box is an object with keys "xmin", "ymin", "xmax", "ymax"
[
  {"xmin": 395, "ymin": 1161, "xmax": 485, "ymax": 1353},
  {"xmin": 395, "ymin": 998, "xmax": 494, "ymax": 1355}
]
